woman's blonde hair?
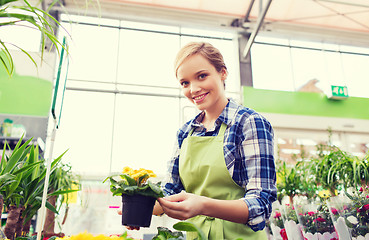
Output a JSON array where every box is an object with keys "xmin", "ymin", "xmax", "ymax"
[{"xmin": 174, "ymin": 42, "xmax": 227, "ymax": 78}]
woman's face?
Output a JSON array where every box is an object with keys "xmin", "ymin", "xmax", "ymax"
[{"xmin": 177, "ymin": 54, "xmax": 227, "ymax": 113}]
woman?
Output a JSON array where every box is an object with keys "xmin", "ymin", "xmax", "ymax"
[{"xmin": 154, "ymin": 42, "xmax": 277, "ymax": 240}]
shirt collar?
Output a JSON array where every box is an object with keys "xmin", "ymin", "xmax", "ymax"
[{"xmin": 189, "ymin": 98, "xmax": 239, "ymax": 128}]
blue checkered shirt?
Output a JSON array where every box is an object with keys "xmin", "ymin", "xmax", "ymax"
[{"xmin": 163, "ymin": 98, "xmax": 277, "ymax": 232}]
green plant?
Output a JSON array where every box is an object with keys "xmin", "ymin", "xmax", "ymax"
[
  {"xmin": 173, "ymin": 221, "xmax": 207, "ymax": 240},
  {"xmin": 103, "ymin": 167, "xmax": 164, "ymax": 199},
  {"xmin": 343, "ymin": 187, "xmax": 369, "ymax": 237},
  {"xmin": 0, "ymin": 0, "xmax": 66, "ymax": 76},
  {"xmin": 43, "ymin": 162, "xmax": 80, "ymax": 235},
  {"xmin": 0, "ymin": 136, "xmax": 76, "ymax": 238},
  {"xmin": 152, "ymin": 227, "xmax": 185, "ymax": 240}
]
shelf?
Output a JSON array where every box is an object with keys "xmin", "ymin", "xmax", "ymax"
[{"xmin": 0, "ymin": 137, "xmax": 38, "ymax": 150}]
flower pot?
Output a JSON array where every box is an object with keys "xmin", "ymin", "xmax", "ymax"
[{"xmin": 121, "ymin": 194, "xmax": 156, "ymax": 227}]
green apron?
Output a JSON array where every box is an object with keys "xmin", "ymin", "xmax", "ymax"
[{"xmin": 179, "ymin": 123, "xmax": 267, "ymax": 240}]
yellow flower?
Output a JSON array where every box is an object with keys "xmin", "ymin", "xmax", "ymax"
[
  {"xmin": 55, "ymin": 231, "xmax": 132, "ymax": 239},
  {"xmin": 122, "ymin": 167, "xmax": 156, "ymax": 182},
  {"xmin": 318, "ymin": 189, "xmax": 331, "ymax": 199}
]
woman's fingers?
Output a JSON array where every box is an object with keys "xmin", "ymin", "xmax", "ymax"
[
  {"xmin": 158, "ymin": 192, "xmax": 204, "ymax": 220},
  {"xmin": 126, "ymin": 226, "xmax": 140, "ymax": 231},
  {"xmin": 161, "ymin": 190, "xmax": 187, "ymax": 202}
]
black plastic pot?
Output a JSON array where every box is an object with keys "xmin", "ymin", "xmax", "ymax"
[{"xmin": 121, "ymin": 194, "xmax": 156, "ymax": 227}]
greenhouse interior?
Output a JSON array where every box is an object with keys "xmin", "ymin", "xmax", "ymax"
[{"xmin": 1, "ymin": 0, "xmax": 369, "ymax": 239}]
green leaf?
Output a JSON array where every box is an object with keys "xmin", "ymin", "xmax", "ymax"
[
  {"xmin": 120, "ymin": 174, "xmax": 136, "ymax": 186},
  {"xmin": 35, "ymin": 196, "xmax": 59, "ymax": 214},
  {"xmin": 2, "ymin": 137, "xmax": 33, "ymax": 174},
  {"xmin": 0, "ymin": 0, "xmax": 17, "ymax": 6},
  {"xmin": 173, "ymin": 221, "xmax": 207, "ymax": 240}
]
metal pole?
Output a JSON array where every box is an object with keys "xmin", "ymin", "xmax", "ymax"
[
  {"xmin": 242, "ymin": 0, "xmax": 272, "ymax": 59},
  {"xmin": 36, "ymin": 117, "xmax": 57, "ymax": 240}
]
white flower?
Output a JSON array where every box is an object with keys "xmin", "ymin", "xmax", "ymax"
[{"xmin": 347, "ymin": 215, "xmax": 359, "ymax": 225}]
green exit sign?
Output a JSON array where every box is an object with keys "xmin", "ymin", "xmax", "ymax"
[{"xmin": 329, "ymin": 85, "xmax": 348, "ymax": 99}]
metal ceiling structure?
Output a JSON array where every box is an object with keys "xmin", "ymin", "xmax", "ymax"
[{"xmin": 62, "ymin": 0, "xmax": 369, "ymax": 48}]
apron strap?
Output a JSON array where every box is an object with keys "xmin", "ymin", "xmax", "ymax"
[{"xmin": 189, "ymin": 122, "xmax": 227, "ymax": 136}]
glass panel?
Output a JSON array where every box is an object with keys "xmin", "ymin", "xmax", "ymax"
[
  {"xmin": 323, "ymin": 51, "xmax": 346, "ymax": 87},
  {"xmin": 341, "ymin": 53, "xmax": 369, "ymax": 98},
  {"xmin": 121, "ymin": 20, "xmax": 180, "ymax": 33},
  {"xmin": 50, "ymin": 90, "xmax": 115, "ymax": 176},
  {"xmin": 181, "ymin": 27, "xmax": 234, "ymax": 39},
  {"xmin": 290, "ymin": 48, "xmax": 328, "ymax": 93},
  {"xmin": 60, "ymin": 14, "xmax": 120, "ymax": 27},
  {"xmin": 255, "ymin": 35, "xmax": 289, "ymax": 45},
  {"xmin": 117, "ymin": 29, "xmax": 180, "ymax": 88},
  {"xmin": 289, "ymin": 39, "xmax": 324, "ymax": 49},
  {"xmin": 60, "ymin": 22, "xmax": 119, "ymax": 82},
  {"xmin": 111, "ymin": 95, "xmax": 180, "ymax": 176},
  {"xmin": 251, "ymin": 43, "xmax": 294, "ymax": 91},
  {"xmin": 0, "ymin": 21, "xmax": 41, "ymax": 52}
]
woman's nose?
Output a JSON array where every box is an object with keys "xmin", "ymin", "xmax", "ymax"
[{"xmin": 190, "ymin": 82, "xmax": 201, "ymax": 93}]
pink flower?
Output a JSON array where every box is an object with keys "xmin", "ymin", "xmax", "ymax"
[
  {"xmin": 280, "ymin": 228, "xmax": 288, "ymax": 240},
  {"xmin": 331, "ymin": 208, "xmax": 338, "ymax": 215},
  {"xmin": 358, "ymin": 204, "xmax": 369, "ymax": 212},
  {"xmin": 308, "ymin": 211, "xmax": 315, "ymax": 216},
  {"xmin": 360, "ymin": 187, "xmax": 364, "ymax": 192},
  {"xmin": 315, "ymin": 217, "xmax": 327, "ymax": 222},
  {"xmin": 274, "ymin": 211, "xmax": 281, "ymax": 218},
  {"xmin": 366, "ymin": 195, "xmax": 369, "ymax": 199}
]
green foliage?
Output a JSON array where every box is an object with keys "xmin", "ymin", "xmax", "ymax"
[
  {"xmin": 276, "ymin": 128, "xmax": 369, "ymax": 200},
  {"xmin": 173, "ymin": 221, "xmax": 207, "ymax": 240},
  {"xmin": 152, "ymin": 227, "xmax": 185, "ymax": 240},
  {"xmin": 103, "ymin": 174, "xmax": 164, "ymax": 199},
  {"xmin": 0, "ymin": 0, "xmax": 66, "ymax": 76},
  {"xmin": 0, "ymin": 136, "xmax": 80, "ymax": 229},
  {"xmin": 343, "ymin": 187, "xmax": 369, "ymax": 237}
]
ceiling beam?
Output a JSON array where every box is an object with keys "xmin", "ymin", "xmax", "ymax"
[{"xmin": 242, "ymin": 0, "xmax": 272, "ymax": 58}]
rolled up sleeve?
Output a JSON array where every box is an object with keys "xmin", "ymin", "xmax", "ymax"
[{"xmin": 240, "ymin": 114, "xmax": 277, "ymax": 231}]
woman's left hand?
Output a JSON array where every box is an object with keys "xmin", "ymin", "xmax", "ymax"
[{"xmin": 157, "ymin": 191, "xmax": 205, "ymax": 220}]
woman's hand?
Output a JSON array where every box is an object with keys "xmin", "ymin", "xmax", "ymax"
[{"xmin": 157, "ymin": 191, "xmax": 205, "ymax": 220}]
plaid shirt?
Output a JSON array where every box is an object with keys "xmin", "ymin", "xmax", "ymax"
[{"xmin": 163, "ymin": 98, "xmax": 277, "ymax": 232}]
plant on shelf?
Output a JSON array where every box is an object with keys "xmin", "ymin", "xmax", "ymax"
[
  {"xmin": 104, "ymin": 167, "xmax": 164, "ymax": 228},
  {"xmin": 0, "ymin": 136, "xmax": 78, "ymax": 239}
]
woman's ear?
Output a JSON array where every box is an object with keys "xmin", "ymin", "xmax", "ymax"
[{"xmin": 220, "ymin": 68, "xmax": 228, "ymax": 81}]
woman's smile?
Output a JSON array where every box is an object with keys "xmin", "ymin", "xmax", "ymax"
[{"xmin": 193, "ymin": 93, "xmax": 209, "ymax": 104}]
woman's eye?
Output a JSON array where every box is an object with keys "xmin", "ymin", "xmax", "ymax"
[
  {"xmin": 180, "ymin": 81, "xmax": 189, "ymax": 87},
  {"xmin": 198, "ymin": 73, "xmax": 207, "ymax": 79}
]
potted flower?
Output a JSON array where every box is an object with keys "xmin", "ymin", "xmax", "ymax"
[
  {"xmin": 343, "ymin": 187, "xmax": 369, "ymax": 239},
  {"xmin": 103, "ymin": 167, "xmax": 164, "ymax": 228},
  {"xmin": 294, "ymin": 198, "xmax": 337, "ymax": 240},
  {"xmin": 327, "ymin": 195, "xmax": 352, "ymax": 240},
  {"xmin": 281, "ymin": 200, "xmax": 304, "ymax": 240},
  {"xmin": 269, "ymin": 201, "xmax": 288, "ymax": 240}
]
